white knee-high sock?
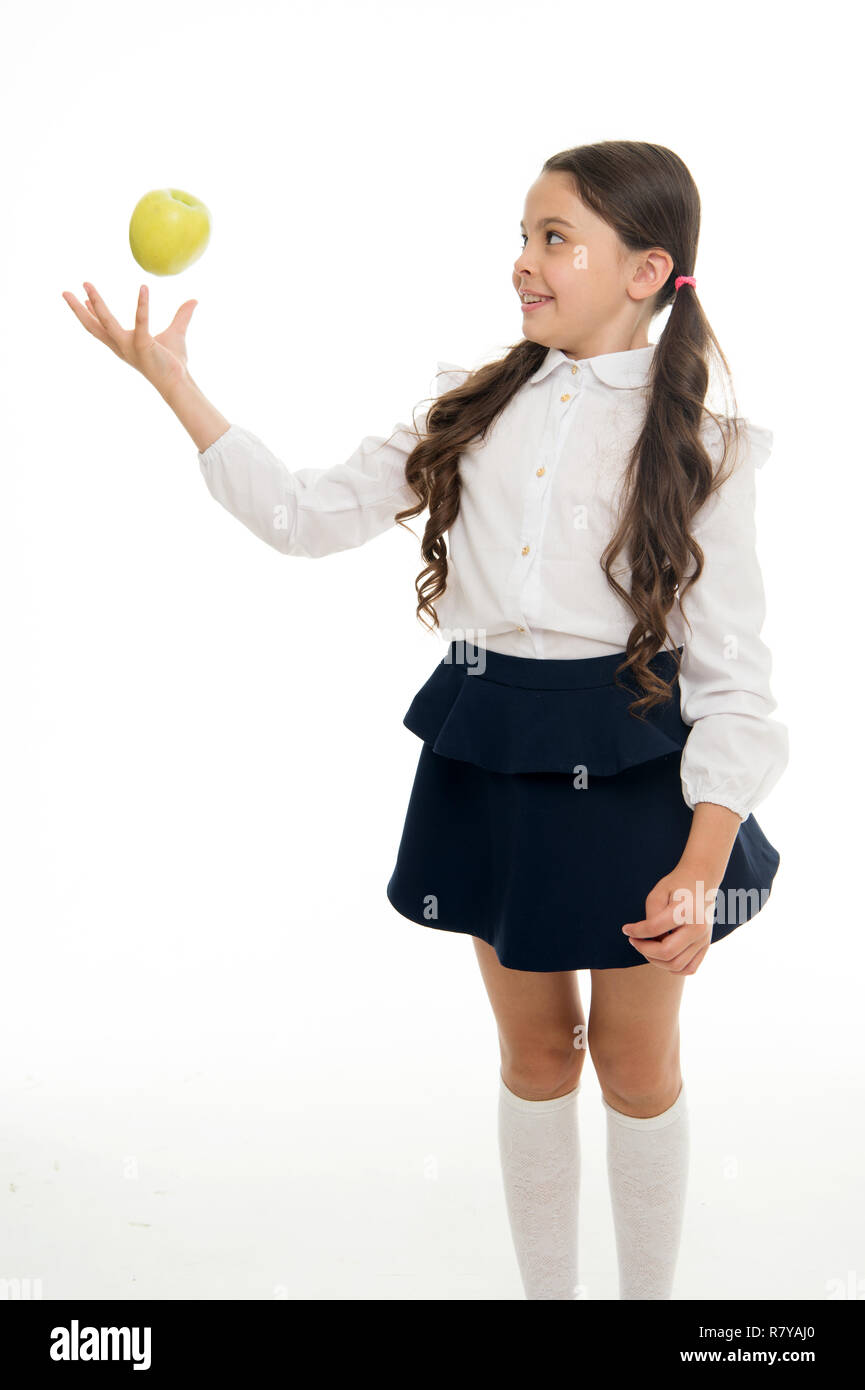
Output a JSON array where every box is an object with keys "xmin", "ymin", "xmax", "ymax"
[
  {"xmin": 603, "ymin": 1080, "xmax": 689, "ymax": 1300},
  {"xmin": 498, "ymin": 1072, "xmax": 582, "ymax": 1300}
]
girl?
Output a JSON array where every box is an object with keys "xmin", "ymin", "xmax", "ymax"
[{"xmin": 62, "ymin": 139, "xmax": 788, "ymax": 1301}]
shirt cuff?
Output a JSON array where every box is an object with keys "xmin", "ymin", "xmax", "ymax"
[{"xmin": 683, "ymin": 788, "xmax": 749, "ymax": 823}]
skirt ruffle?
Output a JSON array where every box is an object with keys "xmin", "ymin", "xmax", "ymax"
[{"xmin": 401, "ymin": 641, "xmax": 691, "ymax": 776}]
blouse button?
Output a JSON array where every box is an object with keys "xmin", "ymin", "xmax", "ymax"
[
  {"xmin": 571, "ymin": 364, "xmax": 579, "ymax": 374},
  {"xmin": 517, "ymin": 625, "xmax": 525, "ymax": 633},
  {"xmin": 521, "ymin": 544, "xmax": 530, "ymax": 555},
  {"xmin": 536, "ymin": 466, "xmax": 545, "ymax": 476},
  {"xmin": 560, "ymin": 392, "xmax": 571, "ymax": 402}
]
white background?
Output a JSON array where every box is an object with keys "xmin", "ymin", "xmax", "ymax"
[{"xmin": 2, "ymin": 0, "xmax": 858, "ymax": 1301}]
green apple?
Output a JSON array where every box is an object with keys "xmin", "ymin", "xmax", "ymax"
[{"xmin": 128, "ymin": 188, "xmax": 211, "ymax": 275}]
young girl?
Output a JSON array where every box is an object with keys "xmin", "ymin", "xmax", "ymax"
[{"xmin": 63, "ymin": 139, "xmax": 788, "ymax": 1301}]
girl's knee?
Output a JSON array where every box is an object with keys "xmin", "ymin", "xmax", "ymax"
[
  {"xmin": 589, "ymin": 1032, "xmax": 682, "ymax": 1115},
  {"xmin": 595, "ymin": 1063, "xmax": 682, "ymax": 1117},
  {"xmin": 500, "ymin": 1042, "xmax": 584, "ymax": 1101}
]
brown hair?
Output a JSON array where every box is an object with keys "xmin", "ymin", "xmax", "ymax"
[{"xmin": 393, "ymin": 139, "xmax": 748, "ymax": 718}]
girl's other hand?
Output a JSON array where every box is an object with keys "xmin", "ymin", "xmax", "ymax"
[
  {"xmin": 62, "ymin": 282, "xmax": 197, "ymax": 394},
  {"xmin": 620, "ymin": 864, "xmax": 716, "ymax": 974}
]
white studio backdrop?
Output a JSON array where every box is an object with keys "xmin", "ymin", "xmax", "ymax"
[{"xmin": 1, "ymin": 0, "xmax": 859, "ymax": 1300}]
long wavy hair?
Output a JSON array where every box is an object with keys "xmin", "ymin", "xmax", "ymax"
[{"xmin": 393, "ymin": 140, "xmax": 748, "ymax": 718}]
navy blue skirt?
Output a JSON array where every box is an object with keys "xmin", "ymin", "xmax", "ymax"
[{"xmin": 386, "ymin": 640, "xmax": 781, "ymax": 971}]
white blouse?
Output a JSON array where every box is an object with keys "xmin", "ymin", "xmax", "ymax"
[{"xmin": 197, "ymin": 343, "xmax": 789, "ymax": 823}]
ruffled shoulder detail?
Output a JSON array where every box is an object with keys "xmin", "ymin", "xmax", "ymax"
[
  {"xmin": 700, "ymin": 413, "xmax": 774, "ymax": 472},
  {"xmin": 432, "ymin": 361, "xmax": 471, "ymax": 397},
  {"xmin": 402, "ymin": 649, "xmax": 693, "ymax": 776},
  {"xmin": 742, "ymin": 420, "xmax": 774, "ymax": 469},
  {"xmin": 407, "ymin": 362, "xmax": 471, "ymax": 437}
]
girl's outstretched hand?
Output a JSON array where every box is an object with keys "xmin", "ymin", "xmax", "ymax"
[{"xmin": 61, "ymin": 282, "xmax": 196, "ymax": 394}]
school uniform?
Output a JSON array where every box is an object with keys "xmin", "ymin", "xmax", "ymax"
[{"xmin": 197, "ymin": 343, "xmax": 788, "ymax": 971}]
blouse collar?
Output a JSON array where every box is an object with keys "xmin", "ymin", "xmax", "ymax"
[{"xmin": 528, "ymin": 343, "xmax": 656, "ymax": 390}]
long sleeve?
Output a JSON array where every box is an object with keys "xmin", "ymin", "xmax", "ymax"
[
  {"xmin": 677, "ymin": 420, "xmax": 789, "ymax": 822},
  {"xmin": 196, "ymin": 362, "xmax": 467, "ymax": 558}
]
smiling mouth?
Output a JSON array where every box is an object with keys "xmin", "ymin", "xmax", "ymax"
[{"xmin": 520, "ymin": 294, "xmax": 554, "ymax": 312}]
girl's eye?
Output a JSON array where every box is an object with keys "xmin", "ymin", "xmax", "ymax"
[{"xmin": 519, "ymin": 231, "xmax": 565, "ymax": 248}]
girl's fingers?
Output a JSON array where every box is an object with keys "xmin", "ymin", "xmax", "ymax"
[
  {"xmin": 63, "ymin": 291, "xmax": 109, "ymax": 340},
  {"xmin": 63, "ymin": 290, "xmax": 123, "ymax": 357},
  {"xmin": 82, "ymin": 282, "xmax": 125, "ymax": 343},
  {"xmin": 666, "ymin": 936, "xmax": 710, "ymax": 974},
  {"xmin": 133, "ymin": 284, "xmax": 148, "ymax": 338},
  {"xmin": 678, "ymin": 943, "xmax": 710, "ymax": 975}
]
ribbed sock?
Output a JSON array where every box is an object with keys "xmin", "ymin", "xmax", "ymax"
[
  {"xmin": 497, "ymin": 1072, "xmax": 582, "ymax": 1300},
  {"xmin": 603, "ymin": 1080, "xmax": 689, "ymax": 1300}
]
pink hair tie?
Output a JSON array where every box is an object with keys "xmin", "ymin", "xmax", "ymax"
[{"xmin": 674, "ymin": 275, "xmax": 696, "ymax": 291}]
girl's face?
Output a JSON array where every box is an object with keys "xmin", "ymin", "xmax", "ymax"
[{"xmin": 513, "ymin": 170, "xmax": 668, "ymax": 359}]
